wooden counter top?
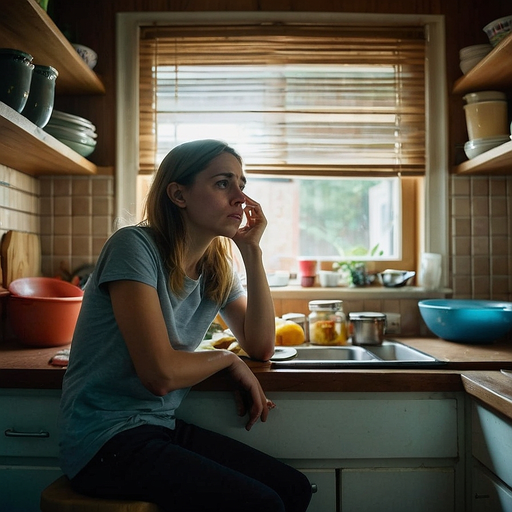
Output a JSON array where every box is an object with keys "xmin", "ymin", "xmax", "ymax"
[
  {"xmin": 1, "ymin": 337, "xmax": 511, "ymax": 394},
  {"xmin": 462, "ymin": 370, "xmax": 512, "ymax": 421}
]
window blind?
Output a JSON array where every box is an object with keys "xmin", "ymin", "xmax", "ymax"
[{"xmin": 139, "ymin": 24, "xmax": 426, "ymax": 177}]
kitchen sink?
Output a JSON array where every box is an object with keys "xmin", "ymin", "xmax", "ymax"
[{"xmin": 271, "ymin": 340, "xmax": 444, "ymax": 369}]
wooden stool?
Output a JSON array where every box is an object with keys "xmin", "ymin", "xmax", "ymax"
[{"xmin": 40, "ymin": 475, "xmax": 163, "ymax": 512}]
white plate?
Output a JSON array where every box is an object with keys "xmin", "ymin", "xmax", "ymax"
[
  {"xmin": 47, "ymin": 118, "xmax": 97, "ymax": 137},
  {"xmin": 45, "ymin": 124, "xmax": 97, "ymax": 146},
  {"xmin": 271, "ymin": 347, "xmax": 298, "ymax": 361},
  {"xmin": 51, "ymin": 110, "xmax": 95, "ymax": 130}
]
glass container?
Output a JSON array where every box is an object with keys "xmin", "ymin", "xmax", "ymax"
[{"xmin": 308, "ymin": 300, "xmax": 347, "ymax": 345}]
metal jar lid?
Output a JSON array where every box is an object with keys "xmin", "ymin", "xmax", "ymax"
[
  {"xmin": 308, "ymin": 300, "xmax": 343, "ymax": 311},
  {"xmin": 349, "ymin": 312, "xmax": 386, "ymax": 322}
]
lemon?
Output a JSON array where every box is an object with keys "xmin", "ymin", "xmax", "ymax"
[{"xmin": 275, "ymin": 320, "xmax": 305, "ymax": 346}]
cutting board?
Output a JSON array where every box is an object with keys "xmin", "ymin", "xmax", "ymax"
[{"xmin": 0, "ymin": 230, "xmax": 41, "ymax": 288}]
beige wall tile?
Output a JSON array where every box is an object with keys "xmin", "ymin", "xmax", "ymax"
[
  {"xmin": 491, "ymin": 236, "xmax": 509, "ymax": 255},
  {"xmin": 54, "ymin": 216, "xmax": 71, "ymax": 236},
  {"xmin": 53, "ymin": 178, "xmax": 72, "ymax": 196},
  {"xmin": 72, "ymin": 196, "xmax": 92, "ymax": 216},
  {"xmin": 473, "ymin": 256, "xmax": 490, "ymax": 275},
  {"xmin": 72, "ymin": 236, "xmax": 92, "ymax": 256},
  {"xmin": 451, "ymin": 176, "xmax": 470, "ymax": 195},
  {"xmin": 72, "ymin": 216, "xmax": 92, "ymax": 236},
  {"xmin": 472, "ymin": 217, "xmax": 489, "ymax": 236},
  {"xmin": 472, "ymin": 177, "xmax": 489, "ymax": 196},
  {"xmin": 472, "ymin": 196, "xmax": 489, "ymax": 216},
  {"xmin": 54, "ymin": 196, "xmax": 72, "ymax": 216},
  {"xmin": 72, "ymin": 179, "xmax": 92, "ymax": 196},
  {"xmin": 491, "ymin": 216, "xmax": 508, "ymax": 236}
]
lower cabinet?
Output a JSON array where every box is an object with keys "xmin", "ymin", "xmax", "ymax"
[
  {"xmin": 471, "ymin": 401, "xmax": 512, "ymax": 512},
  {"xmin": 177, "ymin": 390, "xmax": 466, "ymax": 512},
  {"xmin": 0, "ymin": 388, "xmax": 466, "ymax": 512},
  {"xmin": 0, "ymin": 465, "xmax": 62, "ymax": 512},
  {"xmin": 0, "ymin": 389, "xmax": 62, "ymax": 512},
  {"xmin": 341, "ymin": 467, "xmax": 454, "ymax": 512},
  {"xmin": 472, "ymin": 463, "xmax": 512, "ymax": 512}
]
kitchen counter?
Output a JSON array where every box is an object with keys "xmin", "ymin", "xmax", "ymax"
[{"xmin": 0, "ymin": 338, "xmax": 512, "ymax": 400}]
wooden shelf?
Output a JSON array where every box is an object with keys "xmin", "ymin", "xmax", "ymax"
[
  {"xmin": 453, "ymin": 140, "xmax": 512, "ymax": 175},
  {"xmin": 453, "ymin": 33, "xmax": 512, "ymax": 95},
  {"xmin": 452, "ymin": 33, "xmax": 512, "ymax": 174},
  {"xmin": 0, "ymin": 0, "xmax": 105, "ymax": 95},
  {"xmin": 0, "ymin": 102, "xmax": 97, "ymax": 176}
]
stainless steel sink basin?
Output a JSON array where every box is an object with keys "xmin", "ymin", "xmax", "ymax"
[
  {"xmin": 366, "ymin": 342, "xmax": 435, "ymax": 362},
  {"xmin": 271, "ymin": 340, "xmax": 443, "ymax": 368}
]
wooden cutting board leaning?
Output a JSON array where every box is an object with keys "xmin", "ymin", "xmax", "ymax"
[{"xmin": 0, "ymin": 230, "xmax": 41, "ymax": 288}]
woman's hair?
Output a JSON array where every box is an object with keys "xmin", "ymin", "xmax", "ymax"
[{"xmin": 142, "ymin": 139, "xmax": 243, "ymax": 304}]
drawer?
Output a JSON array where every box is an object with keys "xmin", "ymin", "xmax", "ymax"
[
  {"xmin": 177, "ymin": 391, "xmax": 459, "ymax": 459},
  {"xmin": 472, "ymin": 401, "xmax": 512, "ymax": 490},
  {"xmin": 0, "ymin": 390, "xmax": 61, "ymax": 458},
  {"xmin": 472, "ymin": 463, "xmax": 512, "ymax": 512}
]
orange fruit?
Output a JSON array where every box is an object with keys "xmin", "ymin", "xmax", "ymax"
[{"xmin": 275, "ymin": 321, "xmax": 305, "ymax": 346}]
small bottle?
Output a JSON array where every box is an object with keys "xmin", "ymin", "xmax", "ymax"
[{"xmin": 308, "ymin": 300, "xmax": 347, "ymax": 345}]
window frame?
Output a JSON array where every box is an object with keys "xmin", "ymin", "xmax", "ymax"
[{"xmin": 116, "ymin": 11, "xmax": 448, "ymax": 284}]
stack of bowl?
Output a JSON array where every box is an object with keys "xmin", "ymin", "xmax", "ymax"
[
  {"xmin": 459, "ymin": 44, "xmax": 492, "ymax": 74},
  {"xmin": 44, "ymin": 110, "xmax": 97, "ymax": 157},
  {"xmin": 463, "ymin": 91, "xmax": 510, "ymax": 159}
]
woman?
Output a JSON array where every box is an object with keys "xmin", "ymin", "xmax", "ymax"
[{"xmin": 58, "ymin": 139, "xmax": 312, "ymax": 512}]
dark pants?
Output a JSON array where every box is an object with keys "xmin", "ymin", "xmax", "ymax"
[{"xmin": 71, "ymin": 421, "xmax": 312, "ymax": 512}]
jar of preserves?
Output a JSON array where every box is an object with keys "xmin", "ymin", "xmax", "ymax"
[{"xmin": 308, "ymin": 300, "xmax": 347, "ymax": 345}]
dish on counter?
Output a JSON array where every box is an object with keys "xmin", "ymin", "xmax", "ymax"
[
  {"xmin": 270, "ymin": 347, "xmax": 298, "ymax": 361},
  {"xmin": 419, "ymin": 299, "xmax": 512, "ymax": 344}
]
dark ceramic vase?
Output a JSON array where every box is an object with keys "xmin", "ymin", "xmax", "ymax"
[
  {"xmin": 0, "ymin": 49, "xmax": 34, "ymax": 112},
  {"xmin": 22, "ymin": 65, "xmax": 58, "ymax": 128}
]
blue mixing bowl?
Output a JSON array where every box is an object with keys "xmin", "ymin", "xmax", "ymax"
[{"xmin": 418, "ymin": 299, "xmax": 512, "ymax": 344}]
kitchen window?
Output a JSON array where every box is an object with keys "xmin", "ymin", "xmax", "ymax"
[{"xmin": 117, "ymin": 13, "xmax": 448, "ymax": 279}]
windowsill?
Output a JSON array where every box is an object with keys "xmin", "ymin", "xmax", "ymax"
[{"xmin": 270, "ymin": 285, "xmax": 452, "ymax": 300}]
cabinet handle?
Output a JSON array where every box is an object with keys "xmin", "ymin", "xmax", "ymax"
[
  {"xmin": 474, "ymin": 493, "xmax": 490, "ymax": 499},
  {"xmin": 4, "ymin": 428, "xmax": 50, "ymax": 438},
  {"xmin": 311, "ymin": 484, "xmax": 318, "ymax": 494}
]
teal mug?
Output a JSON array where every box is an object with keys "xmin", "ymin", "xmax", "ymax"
[
  {"xmin": 22, "ymin": 65, "xmax": 58, "ymax": 128},
  {"xmin": 0, "ymin": 49, "xmax": 34, "ymax": 112}
]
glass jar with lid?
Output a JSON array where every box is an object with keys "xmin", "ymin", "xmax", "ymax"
[{"xmin": 308, "ymin": 300, "xmax": 347, "ymax": 345}]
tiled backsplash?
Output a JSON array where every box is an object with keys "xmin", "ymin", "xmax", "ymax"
[
  {"xmin": 39, "ymin": 175, "xmax": 115, "ymax": 280},
  {"xmin": 0, "ymin": 166, "xmax": 114, "ymax": 281},
  {"xmin": 0, "ymin": 165, "xmax": 39, "ymax": 235},
  {"xmin": 450, "ymin": 174, "xmax": 512, "ymax": 301},
  {"xmin": 1, "ymin": 166, "xmax": 511, "ymax": 333}
]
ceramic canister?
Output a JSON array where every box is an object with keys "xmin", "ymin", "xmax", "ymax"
[
  {"xmin": 0, "ymin": 49, "xmax": 34, "ymax": 112},
  {"xmin": 22, "ymin": 65, "xmax": 59, "ymax": 128}
]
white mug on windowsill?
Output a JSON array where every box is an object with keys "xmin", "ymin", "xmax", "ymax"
[
  {"xmin": 419, "ymin": 253, "xmax": 442, "ymax": 290},
  {"xmin": 319, "ymin": 270, "xmax": 340, "ymax": 287}
]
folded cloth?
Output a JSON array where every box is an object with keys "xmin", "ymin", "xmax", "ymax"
[{"xmin": 49, "ymin": 348, "xmax": 70, "ymax": 367}]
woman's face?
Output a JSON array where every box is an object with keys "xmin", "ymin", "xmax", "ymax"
[{"xmin": 175, "ymin": 152, "xmax": 247, "ymax": 239}]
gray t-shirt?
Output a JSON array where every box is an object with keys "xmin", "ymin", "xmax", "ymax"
[{"xmin": 58, "ymin": 226, "xmax": 245, "ymax": 478}]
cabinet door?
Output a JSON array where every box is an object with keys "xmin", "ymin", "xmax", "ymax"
[
  {"xmin": 0, "ymin": 465, "xmax": 62, "ymax": 512},
  {"xmin": 472, "ymin": 464, "xmax": 512, "ymax": 512},
  {"xmin": 299, "ymin": 469, "xmax": 337, "ymax": 512},
  {"xmin": 472, "ymin": 402, "xmax": 512, "ymax": 489},
  {"xmin": 0, "ymin": 391, "xmax": 60, "ymax": 457},
  {"xmin": 341, "ymin": 467, "xmax": 454, "ymax": 512}
]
